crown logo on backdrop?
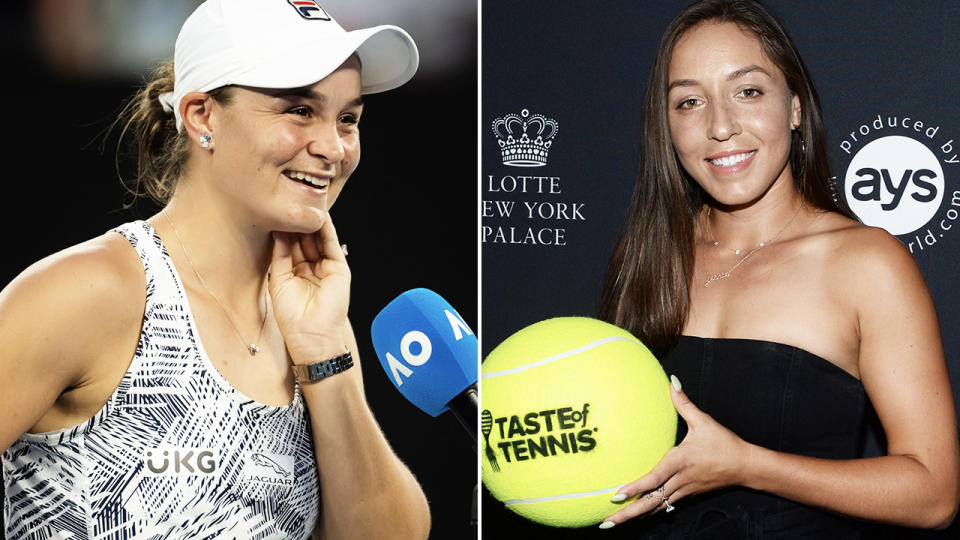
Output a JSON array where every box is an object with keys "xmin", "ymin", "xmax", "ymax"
[{"xmin": 492, "ymin": 108, "xmax": 558, "ymax": 167}]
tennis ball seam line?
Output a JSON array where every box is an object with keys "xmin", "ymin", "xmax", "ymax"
[
  {"xmin": 481, "ymin": 336, "xmax": 642, "ymax": 380},
  {"xmin": 503, "ymin": 483, "xmax": 625, "ymax": 505}
]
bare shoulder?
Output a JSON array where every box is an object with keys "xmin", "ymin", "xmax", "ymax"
[
  {"xmin": 806, "ymin": 211, "xmax": 934, "ymax": 331},
  {"xmin": 807, "ymin": 212, "xmax": 920, "ymax": 284},
  {"xmin": 4, "ymin": 231, "xmax": 144, "ymax": 314},
  {"xmin": 0, "ymin": 230, "xmax": 146, "ymax": 448},
  {"xmin": 0, "ymin": 231, "xmax": 145, "ymax": 382}
]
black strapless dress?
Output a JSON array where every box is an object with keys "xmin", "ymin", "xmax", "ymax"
[{"xmin": 641, "ymin": 336, "xmax": 869, "ymax": 539}]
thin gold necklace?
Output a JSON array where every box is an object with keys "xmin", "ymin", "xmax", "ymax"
[
  {"xmin": 703, "ymin": 199, "xmax": 803, "ymax": 287},
  {"xmin": 162, "ymin": 211, "xmax": 269, "ymax": 355}
]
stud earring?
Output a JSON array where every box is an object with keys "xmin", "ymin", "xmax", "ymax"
[{"xmin": 200, "ymin": 133, "xmax": 212, "ymax": 148}]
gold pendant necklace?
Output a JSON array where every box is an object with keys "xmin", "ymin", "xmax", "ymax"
[
  {"xmin": 162, "ymin": 211, "xmax": 268, "ymax": 355},
  {"xmin": 703, "ymin": 199, "xmax": 803, "ymax": 287},
  {"xmin": 703, "ymin": 248, "xmax": 761, "ymax": 286}
]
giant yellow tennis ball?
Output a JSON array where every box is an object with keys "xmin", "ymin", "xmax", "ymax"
[{"xmin": 481, "ymin": 317, "xmax": 677, "ymax": 528}]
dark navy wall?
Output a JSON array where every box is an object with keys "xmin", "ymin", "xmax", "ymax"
[{"xmin": 481, "ymin": 2, "xmax": 960, "ymax": 538}]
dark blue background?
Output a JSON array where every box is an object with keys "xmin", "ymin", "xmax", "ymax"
[{"xmin": 482, "ymin": 1, "xmax": 960, "ymax": 538}]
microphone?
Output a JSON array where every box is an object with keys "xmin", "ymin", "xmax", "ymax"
[{"xmin": 371, "ymin": 288, "xmax": 478, "ymax": 441}]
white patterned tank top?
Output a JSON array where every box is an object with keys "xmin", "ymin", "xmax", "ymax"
[{"xmin": 3, "ymin": 221, "xmax": 320, "ymax": 539}]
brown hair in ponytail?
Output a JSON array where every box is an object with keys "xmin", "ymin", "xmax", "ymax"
[{"xmin": 112, "ymin": 60, "xmax": 232, "ymax": 205}]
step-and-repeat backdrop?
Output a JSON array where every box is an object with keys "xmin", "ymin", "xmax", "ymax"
[{"xmin": 482, "ymin": 1, "xmax": 960, "ymax": 538}]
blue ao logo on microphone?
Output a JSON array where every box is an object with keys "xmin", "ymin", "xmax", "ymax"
[
  {"xmin": 839, "ymin": 114, "xmax": 960, "ymax": 253},
  {"xmin": 371, "ymin": 288, "xmax": 477, "ymax": 417}
]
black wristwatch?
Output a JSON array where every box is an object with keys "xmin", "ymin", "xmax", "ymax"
[{"xmin": 291, "ymin": 348, "xmax": 354, "ymax": 383}]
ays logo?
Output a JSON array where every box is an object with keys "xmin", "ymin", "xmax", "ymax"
[
  {"xmin": 481, "ymin": 403, "xmax": 597, "ymax": 472},
  {"xmin": 840, "ymin": 114, "xmax": 960, "ymax": 252}
]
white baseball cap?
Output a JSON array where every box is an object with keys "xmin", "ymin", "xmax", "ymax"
[{"xmin": 159, "ymin": 0, "xmax": 419, "ymax": 131}]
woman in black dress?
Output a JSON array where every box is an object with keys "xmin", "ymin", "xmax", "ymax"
[{"xmin": 598, "ymin": 0, "xmax": 959, "ymax": 537}]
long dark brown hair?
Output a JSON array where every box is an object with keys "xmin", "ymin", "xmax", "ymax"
[{"xmin": 598, "ymin": 0, "xmax": 856, "ymax": 358}]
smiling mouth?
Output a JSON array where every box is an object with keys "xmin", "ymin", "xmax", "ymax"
[
  {"xmin": 284, "ymin": 169, "xmax": 331, "ymax": 190},
  {"xmin": 708, "ymin": 151, "xmax": 756, "ymax": 168}
]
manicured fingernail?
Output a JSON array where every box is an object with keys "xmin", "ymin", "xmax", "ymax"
[
  {"xmin": 671, "ymin": 374, "xmax": 682, "ymax": 392},
  {"xmin": 599, "ymin": 521, "xmax": 616, "ymax": 529},
  {"xmin": 610, "ymin": 493, "xmax": 627, "ymax": 503}
]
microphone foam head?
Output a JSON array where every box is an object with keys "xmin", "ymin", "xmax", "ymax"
[{"xmin": 371, "ymin": 288, "xmax": 478, "ymax": 416}]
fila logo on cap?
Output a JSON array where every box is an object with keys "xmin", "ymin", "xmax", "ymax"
[{"xmin": 287, "ymin": 0, "xmax": 331, "ymax": 20}]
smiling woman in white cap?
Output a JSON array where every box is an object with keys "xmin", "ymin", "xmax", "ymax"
[{"xmin": 0, "ymin": 1, "xmax": 429, "ymax": 539}]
